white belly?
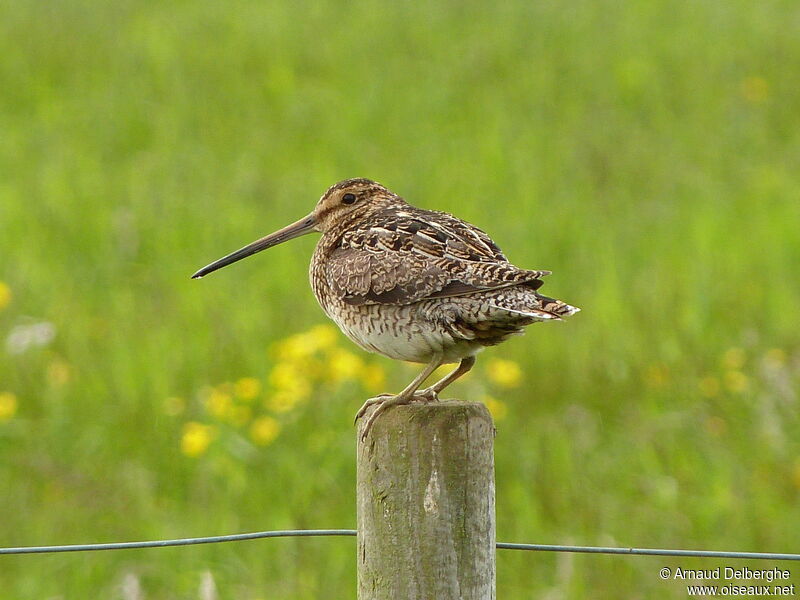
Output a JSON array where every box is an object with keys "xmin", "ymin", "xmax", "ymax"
[{"xmin": 329, "ymin": 303, "xmax": 481, "ymax": 364}]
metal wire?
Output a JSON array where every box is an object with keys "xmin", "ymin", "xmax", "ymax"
[
  {"xmin": 496, "ymin": 542, "xmax": 800, "ymax": 561},
  {"xmin": 0, "ymin": 530, "xmax": 355, "ymax": 555},
  {"xmin": 2, "ymin": 529, "xmax": 799, "ymax": 560}
]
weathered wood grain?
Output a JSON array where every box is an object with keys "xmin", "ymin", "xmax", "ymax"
[{"xmin": 357, "ymin": 401, "xmax": 496, "ymax": 600}]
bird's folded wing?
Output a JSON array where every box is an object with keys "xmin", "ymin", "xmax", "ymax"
[{"xmin": 325, "ymin": 215, "xmax": 550, "ymax": 306}]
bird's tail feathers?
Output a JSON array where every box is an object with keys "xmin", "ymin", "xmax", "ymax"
[
  {"xmin": 489, "ymin": 294, "xmax": 580, "ymax": 322},
  {"xmin": 490, "ymin": 305, "xmax": 561, "ymax": 320}
]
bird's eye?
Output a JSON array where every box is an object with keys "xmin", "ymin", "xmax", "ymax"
[{"xmin": 342, "ymin": 193, "xmax": 357, "ymax": 205}]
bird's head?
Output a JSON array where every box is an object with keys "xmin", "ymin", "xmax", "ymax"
[
  {"xmin": 191, "ymin": 178, "xmax": 400, "ymax": 279},
  {"xmin": 311, "ymin": 178, "xmax": 402, "ymax": 232}
]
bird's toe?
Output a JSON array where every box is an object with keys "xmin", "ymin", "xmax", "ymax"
[
  {"xmin": 412, "ymin": 387, "xmax": 440, "ymax": 403},
  {"xmin": 354, "ymin": 393, "xmax": 394, "ymax": 423},
  {"xmin": 356, "ymin": 392, "xmax": 419, "ymax": 441}
]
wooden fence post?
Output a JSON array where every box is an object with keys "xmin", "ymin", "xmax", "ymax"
[{"xmin": 356, "ymin": 400, "xmax": 496, "ymax": 600}]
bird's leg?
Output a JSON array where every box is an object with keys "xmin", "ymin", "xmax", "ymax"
[
  {"xmin": 416, "ymin": 355, "xmax": 476, "ymax": 401},
  {"xmin": 355, "ymin": 355, "xmax": 442, "ymax": 421},
  {"xmin": 356, "ymin": 354, "xmax": 443, "ymax": 440}
]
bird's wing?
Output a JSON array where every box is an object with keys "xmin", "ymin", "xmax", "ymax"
[{"xmin": 325, "ymin": 211, "xmax": 550, "ymax": 306}]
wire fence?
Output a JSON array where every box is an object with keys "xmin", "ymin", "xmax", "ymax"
[{"xmin": 2, "ymin": 529, "xmax": 799, "ymax": 561}]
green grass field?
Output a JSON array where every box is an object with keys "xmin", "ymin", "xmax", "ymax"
[{"xmin": 1, "ymin": 1, "xmax": 799, "ymax": 597}]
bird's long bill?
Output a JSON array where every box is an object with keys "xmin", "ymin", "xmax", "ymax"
[{"xmin": 191, "ymin": 213, "xmax": 316, "ymax": 279}]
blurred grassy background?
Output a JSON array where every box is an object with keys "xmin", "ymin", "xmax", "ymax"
[{"xmin": 1, "ymin": 0, "xmax": 799, "ymax": 597}]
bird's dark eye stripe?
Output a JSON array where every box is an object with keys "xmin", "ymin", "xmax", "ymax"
[{"xmin": 342, "ymin": 193, "xmax": 357, "ymax": 204}]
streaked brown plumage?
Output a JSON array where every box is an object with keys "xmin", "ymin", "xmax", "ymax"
[{"xmin": 193, "ymin": 178, "xmax": 579, "ymax": 439}]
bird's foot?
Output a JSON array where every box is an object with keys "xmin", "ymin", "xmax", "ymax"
[
  {"xmin": 354, "ymin": 394, "xmax": 394, "ymax": 424},
  {"xmin": 411, "ymin": 387, "xmax": 440, "ymax": 403},
  {"xmin": 357, "ymin": 394, "xmax": 407, "ymax": 442},
  {"xmin": 355, "ymin": 388, "xmax": 441, "ymax": 442}
]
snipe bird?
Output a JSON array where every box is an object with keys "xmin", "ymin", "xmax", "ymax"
[{"xmin": 192, "ymin": 179, "xmax": 579, "ymax": 439}]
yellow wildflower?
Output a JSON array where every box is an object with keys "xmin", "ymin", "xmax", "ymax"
[
  {"xmin": 698, "ymin": 376, "xmax": 720, "ymax": 398},
  {"xmin": 485, "ymin": 358, "xmax": 522, "ymax": 388},
  {"xmin": 270, "ymin": 361, "xmax": 302, "ymax": 388},
  {"xmin": 47, "ymin": 359, "xmax": 72, "ymax": 387},
  {"xmin": 275, "ymin": 333, "xmax": 318, "ymax": 361},
  {"xmin": 163, "ymin": 396, "xmax": 186, "ymax": 416},
  {"xmin": 721, "ymin": 348, "xmax": 745, "ymax": 370},
  {"xmin": 274, "ymin": 324, "xmax": 338, "ymax": 361},
  {"xmin": 284, "ymin": 378, "xmax": 312, "ymax": 398},
  {"xmin": 483, "ymin": 395, "xmax": 508, "ymax": 421},
  {"xmin": 250, "ymin": 416, "xmax": 281, "ymax": 445},
  {"xmin": 724, "ymin": 370, "xmax": 750, "ymax": 394},
  {"xmin": 205, "ymin": 388, "xmax": 233, "ymax": 419},
  {"xmin": 0, "ymin": 281, "xmax": 11, "ymax": 311},
  {"xmin": 309, "ymin": 324, "xmax": 338, "ymax": 349},
  {"xmin": 235, "ymin": 377, "xmax": 261, "ymax": 401},
  {"xmin": 360, "ymin": 363, "xmax": 386, "ymax": 393},
  {"xmin": 0, "ymin": 392, "xmax": 18, "ymax": 421},
  {"xmin": 269, "ymin": 362, "xmax": 312, "ymax": 397},
  {"xmin": 181, "ymin": 422, "xmax": 215, "ymax": 457},
  {"xmin": 740, "ymin": 76, "xmax": 769, "ymax": 104},
  {"xmin": 328, "ymin": 348, "xmax": 364, "ymax": 381},
  {"xmin": 266, "ymin": 391, "xmax": 299, "ymax": 413}
]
